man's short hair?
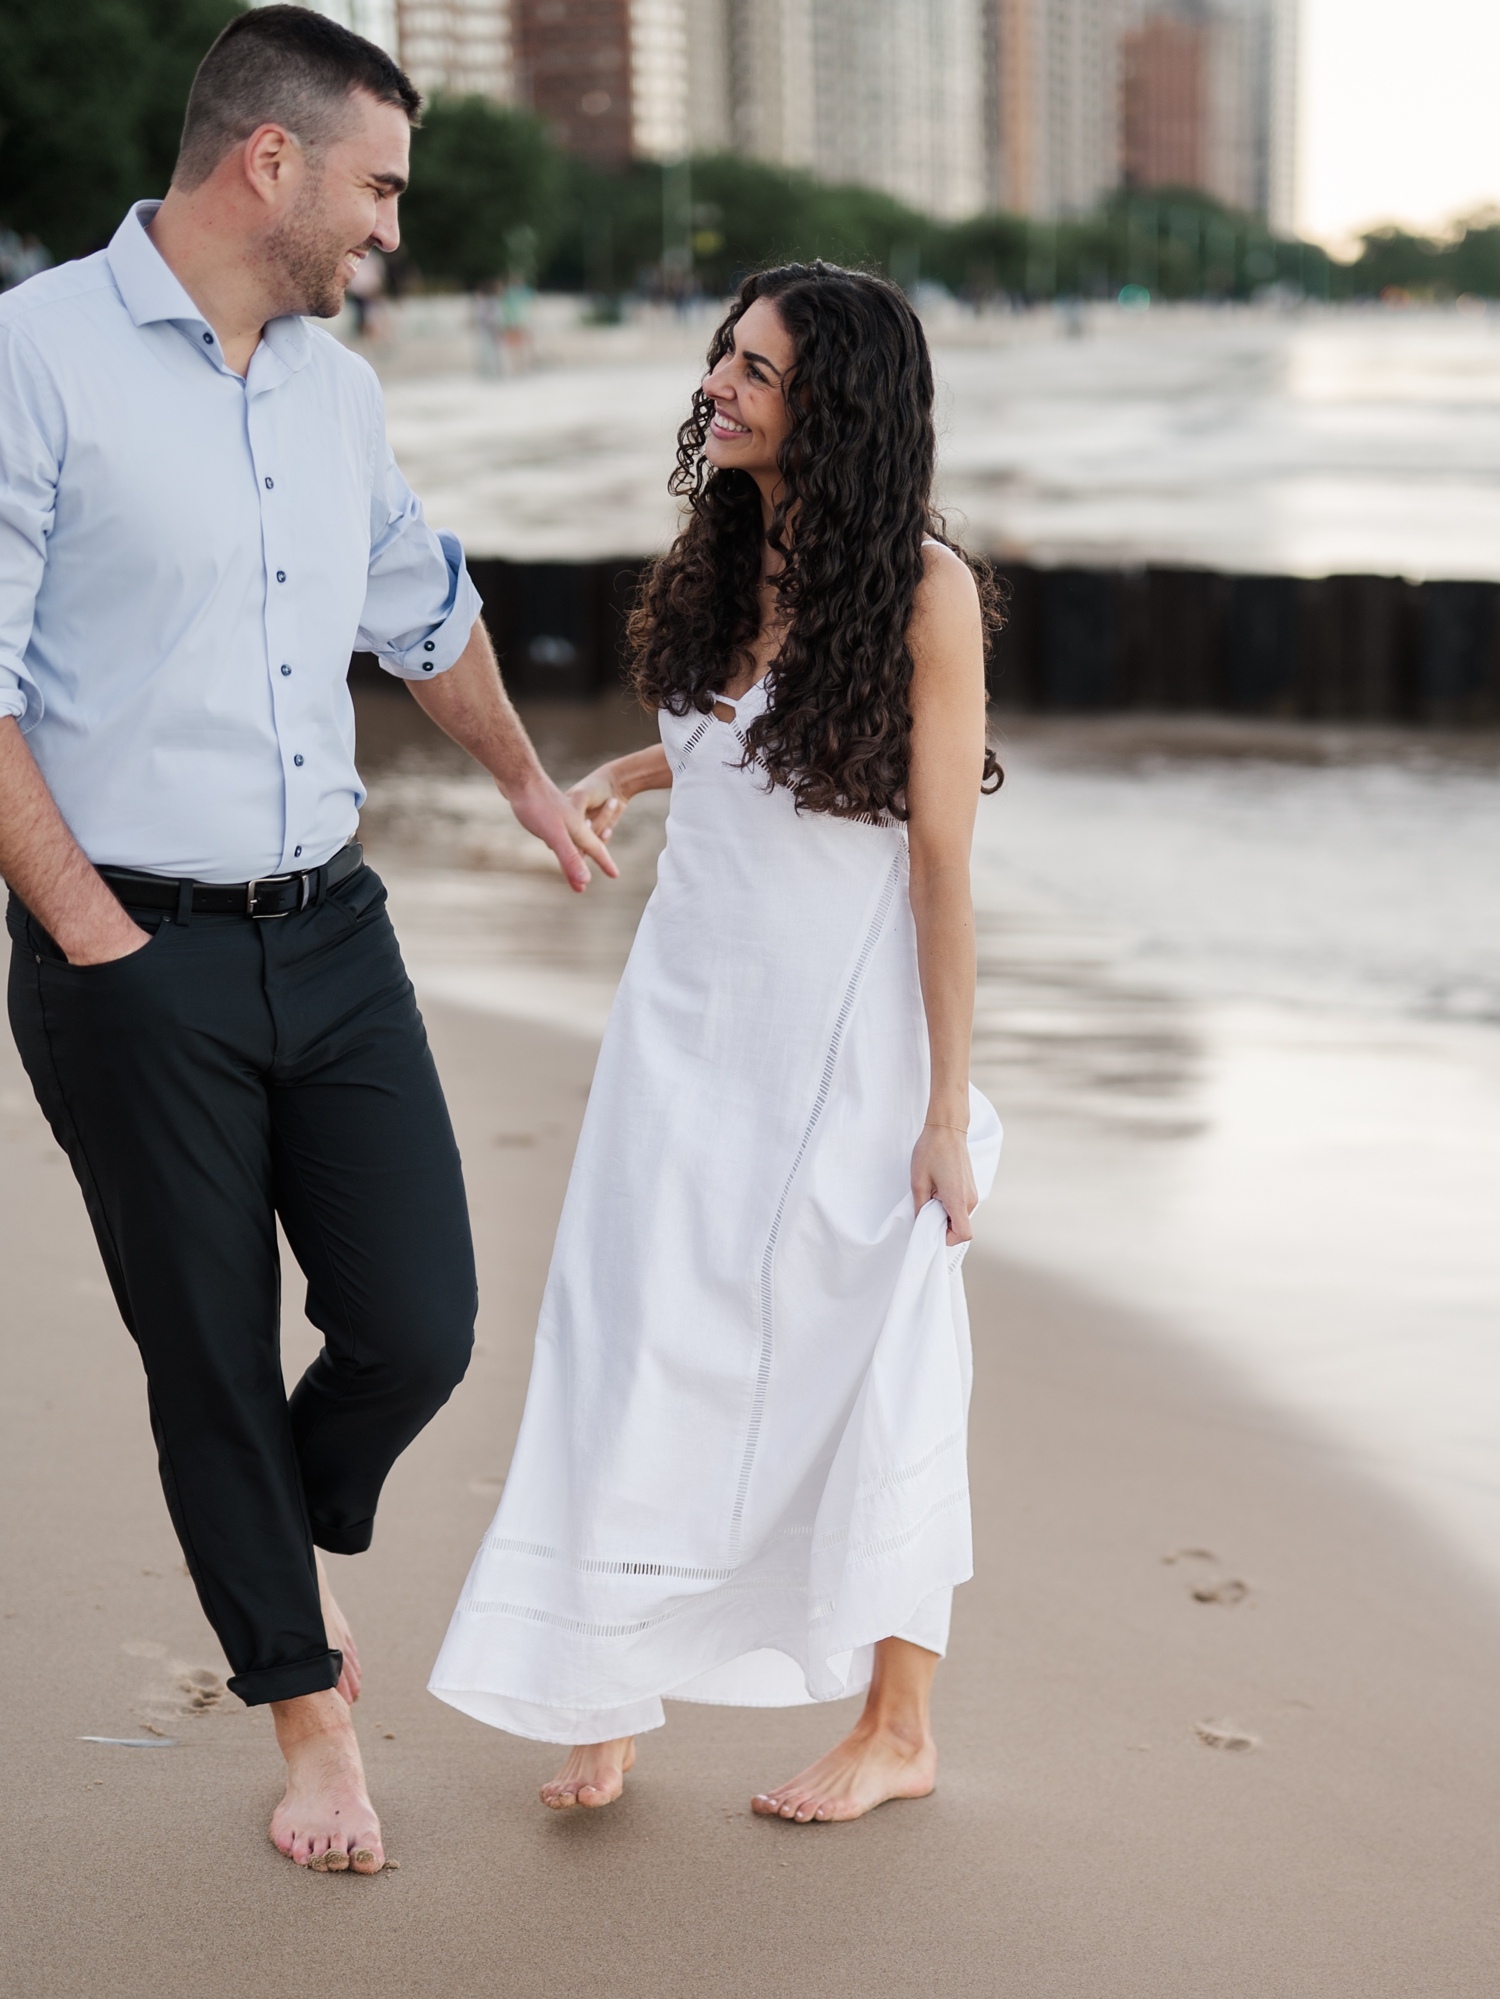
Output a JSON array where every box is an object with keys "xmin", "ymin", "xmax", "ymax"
[{"xmin": 174, "ymin": 4, "xmax": 422, "ymax": 192}]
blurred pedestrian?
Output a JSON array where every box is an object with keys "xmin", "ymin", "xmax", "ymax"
[
  {"xmin": 475, "ymin": 275, "xmax": 502, "ymax": 375},
  {"xmin": 345, "ymin": 240, "xmax": 385, "ymax": 336},
  {"xmin": 0, "ymin": 229, "xmax": 50, "ymax": 290}
]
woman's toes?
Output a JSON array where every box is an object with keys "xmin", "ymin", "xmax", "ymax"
[
  {"xmin": 323, "ymin": 1845, "xmax": 351, "ymax": 1872},
  {"xmin": 350, "ymin": 1847, "xmax": 381, "ymax": 1873}
]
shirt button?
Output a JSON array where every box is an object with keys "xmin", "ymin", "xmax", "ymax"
[
  {"xmin": 293, "ymin": 754, "xmax": 305, "ymax": 767},
  {"xmin": 280, "ymin": 663, "xmax": 292, "ymax": 676},
  {"xmin": 202, "ymin": 331, "xmax": 213, "ymax": 344},
  {"xmin": 422, "ymin": 662, "xmax": 433, "ymax": 671},
  {"xmin": 264, "ymin": 476, "xmax": 274, "ymax": 490},
  {"xmin": 423, "ymin": 640, "xmax": 435, "ymax": 651},
  {"xmin": 276, "ymin": 570, "xmax": 286, "ymax": 583},
  {"xmin": 294, "ymin": 845, "xmax": 303, "ymax": 858}
]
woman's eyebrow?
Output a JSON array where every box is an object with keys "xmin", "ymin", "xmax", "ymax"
[{"xmin": 742, "ymin": 349, "xmax": 785, "ymax": 379}]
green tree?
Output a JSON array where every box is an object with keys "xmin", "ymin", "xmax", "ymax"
[
  {"xmin": 0, "ymin": 0, "xmax": 242, "ymax": 260},
  {"xmin": 400, "ymin": 96, "xmax": 565, "ymax": 288}
]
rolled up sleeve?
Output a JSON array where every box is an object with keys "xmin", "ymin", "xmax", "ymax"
[
  {"xmin": 0, "ymin": 326, "xmax": 57, "ymax": 731},
  {"xmin": 358, "ymin": 442, "xmax": 483, "ymax": 681}
]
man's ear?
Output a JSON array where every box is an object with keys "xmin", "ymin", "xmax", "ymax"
[{"xmin": 241, "ymin": 124, "xmax": 304, "ymax": 209}]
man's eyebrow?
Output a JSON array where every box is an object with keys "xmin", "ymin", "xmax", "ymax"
[
  {"xmin": 743, "ymin": 349, "xmax": 784, "ymax": 378},
  {"xmin": 371, "ymin": 172, "xmax": 407, "ymax": 195}
]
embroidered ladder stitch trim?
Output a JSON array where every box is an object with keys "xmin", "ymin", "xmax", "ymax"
[
  {"xmin": 728, "ymin": 848, "xmax": 906, "ymax": 1555},
  {"xmin": 487, "ymin": 1537, "xmax": 738, "ymax": 1583},
  {"xmin": 672, "ymin": 715, "xmax": 713, "ymax": 774},
  {"xmin": 464, "ymin": 1569, "xmax": 807, "ymax": 1640},
  {"xmin": 853, "ymin": 1428, "xmax": 965, "ymax": 1501}
]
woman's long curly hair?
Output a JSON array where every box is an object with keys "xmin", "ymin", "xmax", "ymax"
[{"xmin": 628, "ymin": 261, "xmax": 1004, "ymax": 818}]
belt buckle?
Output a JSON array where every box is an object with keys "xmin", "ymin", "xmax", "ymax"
[{"xmin": 245, "ymin": 873, "xmax": 296, "ymax": 919}]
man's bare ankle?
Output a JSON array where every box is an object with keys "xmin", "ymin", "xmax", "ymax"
[{"xmin": 271, "ymin": 1687, "xmax": 352, "ymax": 1746}]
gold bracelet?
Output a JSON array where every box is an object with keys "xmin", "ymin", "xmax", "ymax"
[{"xmin": 924, "ymin": 1121, "xmax": 969, "ymax": 1132}]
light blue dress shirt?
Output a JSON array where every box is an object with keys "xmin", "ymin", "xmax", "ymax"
[{"xmin": 0, "ymin": 201, "xmax": 482, "ymax": 883}]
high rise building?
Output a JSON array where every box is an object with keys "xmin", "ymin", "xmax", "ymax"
[
  {"xmin": 1120, "ymin": 0, "xmax": 1296, "ymax": 224},
  {"xmin": 510, "ymin": 0, "xmax": 635, "ymax": 165},
  {"xmin": 725, "ymin": 0, "xmax": 816, "ymax": 167},
  {"xmin": 811, "ymin": 0, "xmax": 987, "ymax": 219},
  {"xmin": 720, "ymin": 0, "xmax": 986, "ymax": 219},
  {"xmin": 393, "ymin": 0, "xmax": 512, "ymax": 97},
  {"xmin": 301, "ymin": 0, "xmax": 1298, "ymax": 231},
  {"xmin": 987, "ymin": 0, "xmax": 1121, "ymax": 217}
]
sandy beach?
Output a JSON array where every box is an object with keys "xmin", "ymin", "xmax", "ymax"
[{"xmin": 4, "ymin": 985, "xmax": 1500, "ymax": 1997}]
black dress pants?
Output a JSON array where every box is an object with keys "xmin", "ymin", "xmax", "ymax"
[{"xmin": 6, "ymin": 863, "xmax": 476, "ymax": 1705}]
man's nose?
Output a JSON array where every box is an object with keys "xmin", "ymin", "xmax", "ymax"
[{"xmin": 373, "ymin": 200, "xmax": 401, "ymax": 253}]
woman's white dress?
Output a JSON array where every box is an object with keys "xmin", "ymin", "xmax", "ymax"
[{"xmin": 429, "ymin": 677, "xmax": 1002, "ymax": 1742}]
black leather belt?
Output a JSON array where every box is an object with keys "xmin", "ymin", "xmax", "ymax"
[{"xmin": 98, "ymin": 842, "xmax": 363, "ymax": 920}]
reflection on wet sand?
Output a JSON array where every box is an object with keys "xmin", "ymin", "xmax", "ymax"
[{"xmin": 355, "ymin": 683, "xmax": 1500, "ymax": 1591}]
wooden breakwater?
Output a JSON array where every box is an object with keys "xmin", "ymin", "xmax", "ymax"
[{"xmin": 354, "ymin": 557, "xmax": 1500, "ymax": 724}]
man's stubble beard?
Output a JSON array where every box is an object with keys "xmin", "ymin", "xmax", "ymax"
[{"xmin": 265, "ymin": 171, "xmax": 365, "ymax": 320}]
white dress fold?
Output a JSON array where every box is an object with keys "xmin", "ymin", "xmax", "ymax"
[{"xmin": 430, "ymin": 677, "xmax": 1001, "ymax": 1742}]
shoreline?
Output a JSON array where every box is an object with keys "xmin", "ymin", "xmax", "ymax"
[{"xmin": 2, "ymin": 996, "xmax": 1499, "ymax": 1995}]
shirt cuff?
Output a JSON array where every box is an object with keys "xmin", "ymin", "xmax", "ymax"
[
  {"xmin": 377, "ymin": 532, "xmax": 484, "ymax": 682},
  {"xmin": 0, "ymin": 672, "xmax": 37, "ymax": 731}
]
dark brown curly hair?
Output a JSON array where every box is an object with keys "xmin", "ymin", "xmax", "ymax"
[{"xmin": 628, "ymin": 261, "xmax": 1004, "ymax": 818}]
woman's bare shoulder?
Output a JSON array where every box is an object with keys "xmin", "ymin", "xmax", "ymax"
[{"xmin": 911, "ymin": 541, "xmax": 982, "ymax": 662}]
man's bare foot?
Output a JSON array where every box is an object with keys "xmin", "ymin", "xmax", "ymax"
[
  {"xmin": 540, "ymin": 1737, "xmax": 635, "ymax": 1809},
  {"xmin": 269, "ymin": 1688, "xmax": 384, "ymax": 1872},
  {"xmin": 751, "ymin": 1720, "xmax": 936, "ymax": 1824},
  {"xmin": 315, "ymin": 1551, "xmax": 362, "ymax": 1705}
]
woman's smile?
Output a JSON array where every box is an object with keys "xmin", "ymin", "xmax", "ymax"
[{"xmin": 709, "ymin": 407, "xmax": 752, "ymax": 440}]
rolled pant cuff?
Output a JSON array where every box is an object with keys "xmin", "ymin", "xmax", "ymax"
[
  {"xmin": 312, "ymin": 1516, "xmax": 375, "ymax": 1557},
  {"xmin": 228, "ymin": 1647, "xmax": 344, "ymax": 1707}
]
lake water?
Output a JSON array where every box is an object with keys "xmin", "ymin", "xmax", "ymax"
[
  {"xmin": 375, "ymin": 299, "xmax": 1500, "ymax": 579},
  {"xmin": 354, "ymin": 689, "xmax": 1500, "ymax": 1590}
]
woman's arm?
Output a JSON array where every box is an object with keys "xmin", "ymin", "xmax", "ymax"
[
  {"xmin": 567, "ymin": 741, "xmax": 673, "ymax": 843},
  {"xmin": 905, "ymin": 545, "xmax": 988, "ymax": 1245}
]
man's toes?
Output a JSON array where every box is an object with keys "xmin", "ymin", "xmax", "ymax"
[
  {"xmin": 323, "ymin": 1846, "xmax": 351, "ymax": 1872},
  {"xmin": 350, "ymin": 1846, "xmax": 381, "ymax": 1874}
]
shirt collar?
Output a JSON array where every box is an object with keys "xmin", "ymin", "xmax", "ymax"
[{"xmin": 107, "ymin": 200, "xmax": 311, "ymax": 380}]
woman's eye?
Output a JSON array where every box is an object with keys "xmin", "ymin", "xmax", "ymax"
[{"xmin": 747, "ymin": 365, "xmax": 765, "ymax": 384}]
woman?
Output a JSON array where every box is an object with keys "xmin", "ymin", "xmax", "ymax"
[{"xmin": 430, "ymin": 261, "xmax": 1003, "ymax": 1823}]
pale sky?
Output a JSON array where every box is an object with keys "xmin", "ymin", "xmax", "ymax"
[{"xmin": 1301, "ymin": 0, "xmax": 1500, "ymax": 249}]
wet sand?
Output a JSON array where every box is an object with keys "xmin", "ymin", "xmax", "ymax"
[{"xmin": 3, "ymin": 995, "xmax": 1500, "ymax": 1996}]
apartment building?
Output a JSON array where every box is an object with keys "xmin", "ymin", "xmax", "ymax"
[
  {"xmin": 291, "ymin": 0, "xmax": 1293, "ymax": 226},
  {"xmin": 1121, "ymin": 0, "xmax": 1296, "ymax": 225}
]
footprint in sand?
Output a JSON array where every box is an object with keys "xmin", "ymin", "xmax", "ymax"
[
  {"xmin": 177, "ymin": 1666, "xmax": 228, "ymax": 1711},
  {"xmin": 1195, "ymin": 1719, "xmax": 1260, "ymax": 1752},
  {"xmin": 1191, "ymin": 1577, "xmax": 1252, "ymax": 1606},
  {"xmin": 1162, "ymin": 1549, "xmax": 1253, "ymax": 1606}
]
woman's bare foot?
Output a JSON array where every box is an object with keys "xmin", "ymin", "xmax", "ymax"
[
  {"xmin": 752, "ymin": 1718, "xmax": 936, "ymax": 1823},
  {"xmin": 540, "ymin": 1737, "xmax": 635, "ymax": 1809},
  {"xmin": 753, "ymin": 1634, "xmax": 941, "ymax": 1823},
  {"xmin": 269, "ymin": 1688, "xmax": 384, "ymax": 1872},
  {"xmin": 315, "ymin": 1551, "xmax": 362, "ymax": 1705}
]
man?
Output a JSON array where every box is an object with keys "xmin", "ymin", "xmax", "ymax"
[{"xmin": 0, "ymin": 6, "xmax": 614, "ymax": 1872}]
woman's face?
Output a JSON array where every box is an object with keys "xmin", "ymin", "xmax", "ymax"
[{"xmin": 701, "ymin": 297, "xmax": 797, "ymax": 479}]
